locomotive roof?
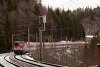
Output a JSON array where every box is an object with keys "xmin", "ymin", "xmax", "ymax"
[
  {"xmin": 14, "ymin": 41, "xmax": 24, "ymax": 42},
  {"xmin": 97, "ymin": 43, "xmax": 100, "ymax": 46}
]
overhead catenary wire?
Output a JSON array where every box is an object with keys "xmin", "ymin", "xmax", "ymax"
[
  {"xmin": 61, "ymin": 0, "xmax": 79, "ymax": 10},
  {"xmin": 61, "ymin": 0, "xmax": 74, "ymax": 7},
  {"xmin": 54, "ymin": 0, "xmax": 79, "ymax": 7},
  {"xmin": 48, "ymin": 0, "xmax": 61, "ymax": 5},
  {"xmin": 42, "ymin": 0, "xmax": 64, "ymax": 8},
  {"xmin": 67, "ymin": 0, "xmax": 79, "ymax": 8},
  {"xmin": 42, "ymin": 0, "xmax": 79, "ymax": 10},
  {"xmin": 46, "ymin": 27, "xmax": 82, "ymax": 31}
]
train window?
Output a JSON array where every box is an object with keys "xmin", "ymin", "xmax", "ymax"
[
  {"xmin": 19, "ymin": 42, "xmax": 24, "ymax": 46},
  {"xmin": 14, "ymin": 41, "xmax": 24, "ymax": 46},
  {"xmin": 27, "ymin": 45, "xmax": 34, "ymax": 48},
  {"xmin": 14, "ymin": 42, "xmax": 19, "ymax": 46}
]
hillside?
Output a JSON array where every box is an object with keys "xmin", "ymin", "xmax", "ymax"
[
  {"xmin": 73, "ymin": 7, "xmax": 100, "ymax": 35},
  {"xmin": 0, "ymin": 0, "xmax": 100, "ymax": 51}
]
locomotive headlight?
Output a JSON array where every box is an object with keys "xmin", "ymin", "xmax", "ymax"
[
  {"xmin": 14, "ymin": 48, "xmax": 16, "ymax": 50},
  {"xmin": 20, "ymin": 48, "xmax": 23, "ymax": 50},
  {"xmin": 20, "ymin": 48, "xmax": 22, "ymax": 50}
]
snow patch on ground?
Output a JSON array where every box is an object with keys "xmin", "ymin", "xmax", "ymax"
[{"xmin": 0, "ymin": 55, "xmax": 16, "ymax": 67}]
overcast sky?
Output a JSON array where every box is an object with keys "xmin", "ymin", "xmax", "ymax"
[{"xmin": 41, "ymin": 0, "xmax": 100, "ymax": 11}]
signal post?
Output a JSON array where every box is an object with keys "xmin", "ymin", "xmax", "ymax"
[{"xmin": 38, "ymin": 15, "xmax": 46, "ymax": 61}]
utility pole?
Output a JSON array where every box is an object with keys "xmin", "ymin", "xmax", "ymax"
[
  {"xmin": 28, "ymin": 27, "xmax": 30, "ymax": 45},
  {"xmin": 35, "ymin": 0, "xmax": 46, "ymax": 61},
  {"xmin": 12, "ymin": 33, "xmax": 14, "ymax": 51},
  {"xmin": 39, "ymin": 16, "xmax": 42, "ymax": 61},
  {"xmin": 66, "ymin": 36, "xmax": 68, "ymax": 48},
  {"xmin": 39, "ymin": 27, "xmax": 42, "ymax": 61}
]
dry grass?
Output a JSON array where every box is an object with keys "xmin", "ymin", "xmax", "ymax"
[{"xmin": 31, "ymin": 44, "xmax": 86, "ymax": 67}]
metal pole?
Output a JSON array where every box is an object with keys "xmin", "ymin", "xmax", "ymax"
[
  {"xmin": 39, "ymin": 28, "xmax": 43, "ymax": 61},
  {"xmin": 28, "ymin": 27, "xmax": 30, "ymax": 45},
  {"xmin": 38, "ymin": 11, "xmax": 46, "ymax": 62},
  {"xmin": 35, "ymin": 0, "xmax": 43, "ymax": 61},
  {"xmin": 66, "ymin": 36, "xmax": 68, "ymax": 48},
  {"xmin": 12, "ymin": 33, "xmax": 14, "ymax": 51},
  {"xmin": 39, "ymin": 16, "xmax": 43, "ymax": 61}
]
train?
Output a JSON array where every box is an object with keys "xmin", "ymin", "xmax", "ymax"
[
  {"xmin": 13, "ymin": 41, "xmax": 100, "ymax": 66},
  {"xmin": 13, "ymin": 41, "xmax": 27, "ymax": 54},
  {"xmin": 13, "ymin": 41, "xmax": 85, "ymax": 55}
]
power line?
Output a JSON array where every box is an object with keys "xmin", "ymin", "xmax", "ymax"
[
  {"xmin": 41, "ymin": 0, "xmax": 79, "ymax": 10},
  {"xmin": 61, "ymin": 0, "xmax": 74, "ymax": 6},
  {"xmin": 67, "ymin": 0, "xmax": 78, "ymax": 7},
  {"xmin": 48, "ymin": 0, "xmax": 61, "ymax": 5},
  {"xmin": 48, "ymin": 0, "xmax": 79, "ymax": 10},
  {"xmin": 61, "ymin": 0, "xmax": 79, "ymax": 10},
  {"xmin": 46, "ymin": 0, "xmax": 63, "ymax": 8},
  {"xmin": 46, "ymin": 27, "xmax": 81, "ymax": 31}
]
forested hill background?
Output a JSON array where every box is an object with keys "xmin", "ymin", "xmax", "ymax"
[{"xmin": 0, "ymin": 0, "xmax": 100, "ymax": 52}]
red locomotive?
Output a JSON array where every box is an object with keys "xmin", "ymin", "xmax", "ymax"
[{"xmin": 13, "ymin": 41, "xmax": 27, "ymax": 54}]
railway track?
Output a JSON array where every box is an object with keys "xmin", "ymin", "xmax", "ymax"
[
  {"xmin": 0, "ymin": 53, "xmax": 68, "ymax": 67},
  {"xmin": 0, "ymin": 63, "xmax": 4, "ymax": 67},
  {"xmin": 15, "ymin": 55, "xmax": 56, "ymax": 67},
  {"xmin": 0, "ymin": 54, "xmax": 46, "ymax": 67},
  {"xmin": 21, "ymin": 55, "xmax": 68, "ymax": 67},
  {"xmin": 0, "ymin": 55, "xmax": 19, "ymax": 67},
  {"xmin": 4, "ymin": 55, "xmax": 20, "ymax": 67},
  {"xmin": 10, "ymin": 55, "xmax": 39, "ymax": 67}
]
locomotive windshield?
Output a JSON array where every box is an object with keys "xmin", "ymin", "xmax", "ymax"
[{"xmin": 14, "ymin": 41, "xmax": 24, "ymax": 46}]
